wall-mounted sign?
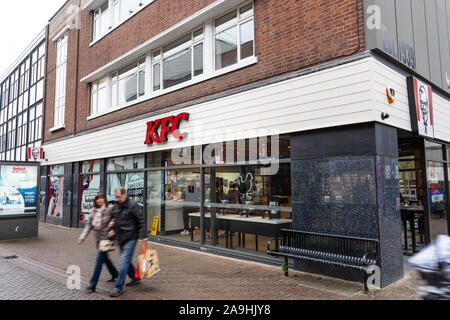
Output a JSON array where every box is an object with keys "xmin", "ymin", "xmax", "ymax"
[
  {"xmin": 144, "ymin": 113, "xmax": 189, "ymax": 145},
  {"xmin": 407, "ymin": 77, "xmax": 434, "ymax": 138},
  {"xmin": 27, "ymin": 148, "xmax": 44, "ymax": 162}
]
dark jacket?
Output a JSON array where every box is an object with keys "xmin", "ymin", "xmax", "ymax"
[{"xmin": 112, "ymin": 198, "xmax": 146, "ymax": 246}]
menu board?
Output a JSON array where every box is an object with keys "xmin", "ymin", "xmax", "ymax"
[{"xmin": 0, "ymin": 165, "xmax": 38, "ymax": 216}]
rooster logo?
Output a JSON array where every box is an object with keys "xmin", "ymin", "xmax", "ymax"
[{"xmin": 235, "ymin": 173, "xmax": 254, "ymax": 203}]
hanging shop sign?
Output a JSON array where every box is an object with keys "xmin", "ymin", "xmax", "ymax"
[
  {"xmin": 27, "ymin": 147, "xmax": 44, "ymax": 162},
  {"xmin": 407, "ymin": 77, "xmax": 434, "ymax": 138},
  {"xmin": 144, "ymin": 112, "xmax": 189, "ymax": 145}
]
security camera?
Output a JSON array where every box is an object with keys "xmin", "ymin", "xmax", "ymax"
[{"xmin": 381, "ymin": 113, "xmax": 390, "ymax": 120}]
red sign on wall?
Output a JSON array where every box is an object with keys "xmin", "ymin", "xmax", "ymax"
[
  {"xmin": 407, "ymin": 77, "xmax": 434, "ymax": 138},
  {"xmin": 27, "ymin": 147, "xmax": 44, "ymax": 161},
  {"xmin": 144, "ymin": 113, "xmax": 189, "ymax": 145}
]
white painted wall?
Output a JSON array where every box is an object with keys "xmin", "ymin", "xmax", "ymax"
[
  {"xmin": 43, "ymin": 56, "xmax": 450, "ymax": 165},
  {"xmin": 371, "ymin": 58, "xmax": 450, "ymax": 143}
]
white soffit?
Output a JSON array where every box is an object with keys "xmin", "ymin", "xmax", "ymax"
[{"xmin": 83, "ymin": 0, "xmax": 105, "ymax": 11}]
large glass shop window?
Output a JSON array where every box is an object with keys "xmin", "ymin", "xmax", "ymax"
[
  {"xmin": 165, "ymin": 169, "xmax": 201, "ymax": 238},
  {"xmin": 202, "ymin": 163, "xmax": 292, "ymax": 252},
  {"xmin": 80, "ymin": 160, "xmax": 101, "ymax": 222},
  {"xmin": 425, "ymin": 141, "xmax": 449, "ymax": 239},
  {"xmin": 48, "ymin": 165, "xmax": 64, "ymax": 218},
  {"xmin": 106, "ymin": 155, "xmax": 145, "ymax": 209}
]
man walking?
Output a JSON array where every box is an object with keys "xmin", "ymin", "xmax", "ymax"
[{"xmin": 108, "ymin": 187, "xmax": 147, "ymax": 298}]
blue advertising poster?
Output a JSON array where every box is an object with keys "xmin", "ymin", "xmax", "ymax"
[
  {"xmin": 0, "ymin": 165, "xmax": 38, "ymax": 216},
  {"xmin": 429, "ymin": 188, "xmax": 445, "ymax": 211}
]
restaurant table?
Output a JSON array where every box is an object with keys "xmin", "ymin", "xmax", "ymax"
[
  {"xmin": 189, "ymin": 213, "xmax": 293, "ymax": 251},
  {"xmin": 401, "ymin": 206, "xmax": 425, "ymax": 253}
]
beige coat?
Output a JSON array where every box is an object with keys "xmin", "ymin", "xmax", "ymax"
[{"xmin": 79, "ymin": 204, "xmax": 114, "ymax": 242}]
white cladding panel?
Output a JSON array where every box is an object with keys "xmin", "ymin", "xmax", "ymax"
[
  {"xmin": 371, "ymin": 58, "xmax": 450, "ymax": 142},
  {"xmin": 43, "ymin": 57, "xmax": 450, "ymax": 165}
]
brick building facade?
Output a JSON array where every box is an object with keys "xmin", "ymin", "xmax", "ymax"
[{"xmin": 37, "ymin": 0, "xmax": 450, "ymax": 288}]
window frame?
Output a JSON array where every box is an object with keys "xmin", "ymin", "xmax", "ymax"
[
  {"xmin": 91, "ymin": 0, "xmax": 155, "ymax": 44},
  {"xmin": 214, "ymin": 2, "xmax": 255, "ymax": 71},
  {"xmin": 152, "ymin": 27, "xmax": 205, "ymax": 92},
  {"xmin": 52, "ymin": 33, "xmax": 68, "ymax": 131},
  {"xmin": 87, "ymin": 1, "xmax": 256, "ymax": 119},
  {"xmin": 114, "ymin": 57, "xmax": 146, "ymax": 107}
]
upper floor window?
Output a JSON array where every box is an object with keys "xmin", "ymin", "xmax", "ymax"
[
  {"xmin": 152, "ymin": 28, "xmax": 204, "ymax": 91},
  {"xmin": 53, "ymin": 33, "xmax": 68, "ymax": 129},
  {"xmin": 88, "ymin": 2, "xmax": 255, "ymax": 118},
  {"xmin": 215, "ymin": 3, "xmax": 254, "ymax": 70},
  {"xmin": 91, "ymin": 77, "xmax": 107, "ymax": 115},
  {"xmin": 92, "ymin": 0, "xmax": 155, "ymax": 42},
  {"xmin": 116, "ymin": 58, "xmax": 146, "ymax": 105},
  {"xmin": 94, "ymin": 2, "xmax": 110, "ymax": 41}
]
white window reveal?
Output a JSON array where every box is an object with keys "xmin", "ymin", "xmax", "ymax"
[
  {"xmin": 53, "ymin": 33, "xmax": 68, "ymax": 130},
  {"xmin": 215, "ymin": 3, "xmax": 254, "ymax": 70},
  {"xmin": 152, "ymin": 28, "xmax": 204, "ymax": 91}
]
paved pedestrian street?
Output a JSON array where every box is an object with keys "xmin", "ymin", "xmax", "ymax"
[
  {"xmin": 0, "ymin": 223, "xmax": 422, "ymax": 300},
  {"xmin": 0, "ymin": 257, "xmax": 103, "ymax": 300}
]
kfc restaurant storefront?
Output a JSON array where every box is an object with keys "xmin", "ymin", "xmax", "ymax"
[{"xmin": 41, "ymin": 56, "xmax": 450, "ymax": 287}]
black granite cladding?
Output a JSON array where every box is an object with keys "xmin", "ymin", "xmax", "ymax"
[
  {"xmin": 375, "ymin": 155, "xmax": 404, "ymax": 286},
  {"xmin": 290, "ymin": 123, "xmax": 403, "ymax": 287},
  {"xmin": 292, "ymin": 156, "xmax": 378, "ymax": 239}
]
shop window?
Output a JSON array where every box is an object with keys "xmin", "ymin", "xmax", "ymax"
[
  {"xmin": 425, "ymin": 141, "xmax": 444, "ymax": 162},
  {"xmin": 215, "ymin": 3, "xmax": 254, "ymax": 70},
  {"xmin": 106, "ymin": 172, "xmax": 144, "ymax": 208},
  {"xmin": 202, "ymin": 163, "xmax": 292, "ymax": 252},
  {"xmin": 48, "ymin": 165, "xmax": 64, "ymax": 218},
  {"xmin": 107, "ymin": 154, "xmax": 145, "ymax": 171},
  {"xmin": 106, "ymin": 155, "xmax": 145, "ymax": 208},
  {"xmin": 427, "ymin": 160, "xmax": 448, "ymax": 240},
  {"xmin": 203, "ymin": 135, "xmax": 291, "ymax": 165},
  {"xmin": 164, "ymin": 169, "xmax": 201, "ymax": 236},
  {"xmin": 80, "ymin": 160, "xmax": 102, "ymax": 223}
]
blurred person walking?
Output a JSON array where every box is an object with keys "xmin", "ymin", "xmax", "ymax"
[
  {"xmin": 78, "ymin": 193, "xmax": 118, "ymax": 293},
  {"xmin": 108, "ymin": 187, "xmax": 147, "ymax": 298}
]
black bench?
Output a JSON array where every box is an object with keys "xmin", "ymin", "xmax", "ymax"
[{"xmin": 267, "ymin": 229, "xmax": 379, "ymax": 291}]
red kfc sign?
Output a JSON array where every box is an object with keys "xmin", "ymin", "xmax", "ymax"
[{"xmin": 144, "ymin": 112, "xmax": 189, "ymax": 145}]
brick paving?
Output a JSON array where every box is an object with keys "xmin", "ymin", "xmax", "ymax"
[
  {"xmin": 0, "ymin": 258, "xmax": 103, "ymax": 300},
  {"xmin": 0, "ymin": 223, "xmax": 422, "ymax": 300}
]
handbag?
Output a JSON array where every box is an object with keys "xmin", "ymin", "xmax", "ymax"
[{"xmin": 99, "ymin": 237, "xmax": 116, "ymax": 252}]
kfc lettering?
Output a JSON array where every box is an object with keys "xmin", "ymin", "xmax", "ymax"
[{"xmin": 145, "ymin": 113, "xmax": 189, "ymax": 145}]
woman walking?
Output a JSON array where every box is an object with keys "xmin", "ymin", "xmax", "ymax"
[{"xmin": 78, "ymin": 193, "xmax": 119, "ymax": 293}]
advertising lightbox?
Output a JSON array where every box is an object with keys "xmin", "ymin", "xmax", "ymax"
[{"xmin": 0, "ymin": 164, "xmax": 38, "ymax": 217}]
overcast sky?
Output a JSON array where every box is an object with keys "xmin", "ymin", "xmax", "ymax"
[{"xmin": 0, "ymin": 0, "xmax": 68, "ymax": 78}]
